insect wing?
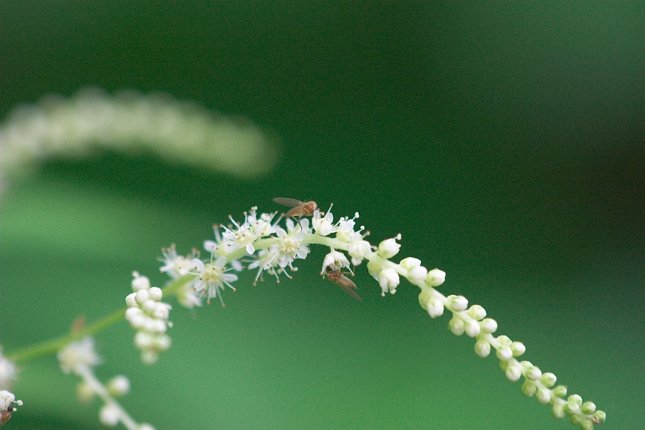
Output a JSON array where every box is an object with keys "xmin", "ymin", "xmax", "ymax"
[
  {"xmin": 272, "ymin": 197, "xmax": 304, "ymax": 208},
  {"xmin": 336, "ymin": 275, "xmax": 362, "ymax": 301}
]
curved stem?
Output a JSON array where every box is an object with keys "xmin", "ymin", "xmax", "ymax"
[
  {"xmin": 8, "ymin": 308, "xmax": 125, "ymax": 364},
  {"xmin": 7, "ymin": 276, "xmax": 191, "ymax": 364}
]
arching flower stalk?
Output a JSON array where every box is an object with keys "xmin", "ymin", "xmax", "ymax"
[{"xmin": 141, "ymin": 204, "xmax": 605, "ymax": 429}]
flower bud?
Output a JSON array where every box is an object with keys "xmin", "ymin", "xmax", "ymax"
[
  {"xmin": 426, "ymin": 268, "xmax": 446, "ymax": 287},
  {"xmin": 378, "ymin": 268, "xmax": 400, "ymax": 295},
  {"xmin": 496, "ymin": 347, "xmax": 513, "ymax": 361},
  {"xmin": 474, "ymin": 339, "xmax": 491, "ymax": 358},
  {"xmin": 521, "ymin": 380, "xmax": 537, "ymax": 397},
  {"xmin": 581, "ymin": 401, "xmax": 596, "ymax": 414},
  {"xmin": 347, "ymin": 240, "xmax": 372, "ymax": 265},
  {"xmin": 505, "ymin": 362, "xmax": 522, "ymax": 381},
  {"xmin": 131, "ymin": 272, "xmax": 150, "ymax": 291},
  {"xmin": 465, "ymin": 320, "xmax": 481, "ymax": 337},
  {"xmin": 449, "ymin": 317, "xmax": 465, "ymax": 335},
  {"xmin": 377, "ymin": 234, "xmax": 401, "ymax": 258},
  {"xmin": 467, "ymin": 305, "xmax": 486, "ymax": 320},
  {"xmin": 536, "ymin": 387, "xmax": 552, "ymax": 404},
  {"xmin": 99, "ymin": 404, "xmax": 120, "ymax": 427},
  {"xmin": 511, "ymin": 342, "xmax": 526, "ymax": 357},
  {"xmin": 540, "ymin": 372, "xmax": 557, "ymax": 387},
  {"xmin": 426, "ymin": 299, "xmax": 444, "ymax": 318},
  {"xmin": 408, "ymin": 266, "xmax": 428, "ymax": 286},
  {"xmin": 148, "ymin": 287, "xmax": 163, "ymax": 301},
  {"xmin": 446, "ymin": 295, "xmax": 468, "ymax": 312},
  {"xmin": 552, "ymin": 385, "xmax": 567, "ymax": 398},
  {"xmin": 107, "ymin": 375, "xmax": 130, "ymax": 397},
  {"xmin": 125, "ymin": 293, "xmax": 137, "ymax": 308},
  {"xmin": 135, "ymin": 289, "xmax": 150, "ymax": 305},
  {"xmin": 399, "ymin": 257, "xmax": 421, "ymax": 270},
  {"xmin": 480, "ymin": 318, "xmax": 498, "ymax": 333}
]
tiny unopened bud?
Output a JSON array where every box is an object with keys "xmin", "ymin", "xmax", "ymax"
[
  {"xmin": 408, "ymin": 266, "xmax": 428, "ymax": 286},
  {"xmin": 107, "ymin": 375, "xmax": 130, "ymax": 397},
  {"xmin": 511, "ymin": 342, "xmax": 526, "ymax": 357},
  {"xmin": 467, "ymin": 305, "xmax": 486, "ymax": 320},
  {"xmin": 377, "ymin": 234, "xmax": 401, "ymax": 258},
  {"xmin": 399, "ymin": 257, "xmax": 421, "ymax": 270},
  {"xmin": 505, "ymin": 362, "xmax": 522, "ymax": 381},
  {"xmin": 581, "ymin": 401, "xmax": 596, "ymax": 414},
  {"xmin": 465, "ymin": 320, "xmax": 481, "ymax": 337},
  {"xmin": 449, "ymin": 317, "xmax": 465, "ymax": 336},
  {"xmin": 148, "ymin": 287, "xmax": 163, "ymax": 301},
  {"xmin": 496, "ymin": 347, "xmax": 513, "ymax": 361},
  {"xmin": 521, "ymin": 380, "xmax": 537, "ymax": 397},
  {"xmin": 99, "ymin": 404, "xmax": 120, "ymax": 427},
  {"xmin": 479, "ymin": 318, "xmax": 498, "ymax": 333},
  {"xmin": 536, "ymin": 387, "xmax": 552, "ymax": 404},
  {"xmin": 474, "ymin": 339, "xmax": 491, "ymax": 358},
  {"xmin": 77, "ymin": 381, "xmax": 95, "ymax": 402},
  {"xmin": 447, "ymin": 295, "xmax": 468, "ymax": 312},
  {"xmin": 540, "ymin": 372, "xmax": 557, "ymax": 387},
  {"xmin": 131, "ymin": 272, "xmax": 151, "ymax": 291},
  {"xmin": 426, "ymin": 268, "xmax": 446, "ymax": 287}
]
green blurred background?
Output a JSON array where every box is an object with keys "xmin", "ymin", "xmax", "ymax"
[{"xmin": 1, "ymin": 2, "xmax": 643, "ymax": 429}]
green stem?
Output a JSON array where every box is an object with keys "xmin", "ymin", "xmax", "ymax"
[
  {"xmin": 7, "ymin": 276, "xmax": 192, "ymax": 364},
  {"xmin": 8, "ymin": 308, "xmax": 125, "ymax": 364}
]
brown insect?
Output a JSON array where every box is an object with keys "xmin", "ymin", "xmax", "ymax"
[
  {"xmin": 0, "ymin": 405, "xmax": 16, "ymax": 426},
  {"xmin": 325, "ymin": 267, "xmax": 362, "ymax": 301},
  {"xmin": 272, "ymin": 197, "xmax": 317, "ymax": 218}
]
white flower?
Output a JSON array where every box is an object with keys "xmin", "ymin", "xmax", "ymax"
[
  {"xmin": 159, "ymin": 245, "xmax": 197, "ymax": 278},
  {"xmin": 58, "ymin": 337, "xmax": 101, "ymax": 375},
  {"xmin": 378, "ymin": 268, "xmax": 400, "ymax": 296},
  {"xmin": 312, "ymin": 207, "xmax": 336, "ymax": 236},
  {"xmin": 248, "ymin": 246, "xmax": 281, "ymax": 283},
  {"xmin": 220, "ymin": 207, "xmax": 277, "ymax": 255},
  {"xmin": 274, "ymin": 218, "xmax": 311, "ymax": 268},
  {"xmin": 0, "ymin": 350, "xmax": 17, "ymax": 390},
  {"xmin": 347, "ymin": 240, "xmax": 372, "ymax": 266},
  {"xmin": 334, "ymin": 212, "xmax": 363, "ymax": 242},
  {"xmin": 418, "ymin": 288, "xmax": 445, "ymax": 318},
  {"xmin": 0, "ymin": 390, "xmax": 21, "ymax": 419},
  {"xmin": 177, "ymin": 281, "xmax": 203, "ymax": 308},
  {"xmin": 191, "ymin": 256, "xmax": 238, "ymax": 304},
  {"xmin": 377, "ymin": 234, "xmax": 401, "ymax": 258},
  {"xmin": 320, "ymin": 250, "xmax": 351, "ymax": 274}
]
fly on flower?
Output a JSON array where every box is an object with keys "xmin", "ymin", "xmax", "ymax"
[
  {"xmin": 272, "ymin": 197, "xmax": 317, "ymax": 218},
  {"xmin": 0, "ymin": 407, "xmax": 13, "ymax": 426},
  {"xmin": 324, "ymin": 267, "xmax": 362, "ymax": 301},
  {"xmin": 0, "ymin": 399, "xmax": 22, "ymax": 427}
]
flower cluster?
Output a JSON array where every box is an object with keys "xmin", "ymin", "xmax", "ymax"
[
  {"xmin": 58, "ymin": 337, "xmax": 154, "ymax": 430},
  {"xmin": 0, "ymin": 87, "xmax": 277, "ymax": 204},
  {"xmin": 419, "ymin": 287, "xmax": 606, "ymax": 429},
  {"xmin": 125, "ymin": 273, "xmax": 172, "ymax": 364},
  {"xmin": 147, "ymin": 203, "xmax": 604, "ymax": 429}
]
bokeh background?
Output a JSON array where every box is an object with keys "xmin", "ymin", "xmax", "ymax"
[{"xmin": 1, "ymin": 2, "xmax": 643, "ymax": 429}]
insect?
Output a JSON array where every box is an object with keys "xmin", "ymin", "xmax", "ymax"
[
  {"xmin": 272, "ymin": 197, "xmax": 318, "ymax": 218},
  {"xmin": 325, "ymin": 267, "xmax": 362, "ymax": 301},
  {"xmin": 0, "ymin": 402, "xmax": 18, "ymax": 427}
]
